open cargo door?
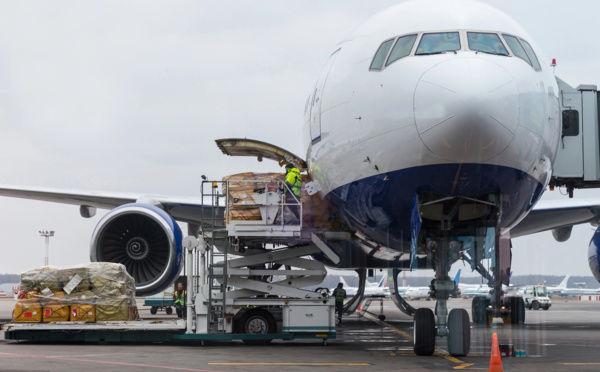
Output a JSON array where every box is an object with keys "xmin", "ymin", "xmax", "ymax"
[{"xmin": 216, "ymin": 138, "xmax": 307, "ymax": 170}]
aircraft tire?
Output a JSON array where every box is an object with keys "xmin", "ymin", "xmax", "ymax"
[
  {"xmin": 413, "ymin": 308, "xmax": 435, "ymax": 356},
  {"xmin": 508, "ymin": 296, "xmax": 525, "ymax": 324},
  {"xmin": 238, "ymin": 309, "xmax": 276, "ymax": 346},
  {"xmin": 471, "ymin": 296, "xmax": 487, "ymax": 325},
  {"xmin": 448, "ymin": 308, "xmax": 471, "ymax": 356},
  {"xmin": 378, "ymin": 314, "xmax": 386, "ymax": 321}
]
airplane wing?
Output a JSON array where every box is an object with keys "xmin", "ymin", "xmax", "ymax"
[
  {"xmin": 0, "ymin": 185, "xmax": 224, "ymax": 225},
  {"xmin": 511, "ymin": 199, "xmax": 600, "ymax": 238}
]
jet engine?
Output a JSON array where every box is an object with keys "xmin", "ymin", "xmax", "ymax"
[
  {"xmin": 90, "ymin": 203, "xmax": 183, "ymax": 296},
  {"xmin": 588, "ymin": 227, "xmax": 600, "ymax": 283}
]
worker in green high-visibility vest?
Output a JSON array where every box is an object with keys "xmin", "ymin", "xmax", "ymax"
[
  {"xmin": 284, "ymin": 163, "xmax": 302, "ymax": 223},
  {"xmin": 173, "ymin": 282, "xmax": 186, "ymax": 318},
  {"xmin": 332, "ymin": 282, "xmax": 346, "ymax": 325}
]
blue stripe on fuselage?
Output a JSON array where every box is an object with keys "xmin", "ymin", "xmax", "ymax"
[{"xmin": 326, "ymin": 163, "xmax": 544, "ymax": 255}]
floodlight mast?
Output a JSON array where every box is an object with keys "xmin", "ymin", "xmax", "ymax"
[{"xmin": 38, "ymin": 230, "xmax": 55, "ymax": 266}]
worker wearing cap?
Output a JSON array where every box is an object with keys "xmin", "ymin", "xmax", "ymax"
[
  {"xmin": 284, "ymin": 163, "xmax": 302, "ymax": 221},
  {"xmin": 332, "ymin": 282, "xmax": 346, "ymax": 324},
  {"xmin": 173, "ymin": 282, "xmax": 186, "ymax": 318}
]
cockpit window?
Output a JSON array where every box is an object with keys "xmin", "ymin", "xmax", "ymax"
[
  {"xmin": 386, "ymin": 34, "xmax": 417, "ymax": 66},
  {"xmin": 416, "ymin": 32, "xmax": 460, "ymax": 55},
  {"xmin": 502, "ymin": 34, "xmax": 532, "ymax": 67},
  {"xmin": 519, "ymin": 39, "xmax": 542, "ymax": 71},
  {"xmin": 370, "ymin": 39, "xmax": 394, "ymax": 70},
  {"xmin": 467, "ymin": 32, "xmax": 509, "ymax": 55}
]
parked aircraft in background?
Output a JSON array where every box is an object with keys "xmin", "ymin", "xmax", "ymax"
[
  {"xmin": 337, "ymin": 275, "xmax": 388, "ymax": 298},
  {"xmin": 402, "ymin": 271, "xmax": 461, "ymax": 300},
  {"xmin": 545, "ymin": 275, "xmax": 571, "ymax": 296}
]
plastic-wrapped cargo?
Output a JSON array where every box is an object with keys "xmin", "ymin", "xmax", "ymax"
[
  {"xmin": 13, "ymin": 300, "xmax": 42, "ymax": 322},
  {"xmin": 43, "ymin": 304, "xmax": 69, "ymax": 322},
  {"xmin": 65, "ymin": 290, "xmax": 97, "ymax": 305},
  {"xmin": 96, "ymin": 298, "xmax": 130, "ymax": 321},
  {"xmin": 223, "ymin": 172, "xmax": 334, "ymax": 227},
  {"xmin": 15, "ymin": 263, "xmax": 138, "ymax": 322},
  {"xmin": 70, "ymin": 304, "xmax": 96, "ymax": 322}
]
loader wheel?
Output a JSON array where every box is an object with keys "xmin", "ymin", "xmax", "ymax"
[
  {"xmin": 166, "ymin": 307, "xmax": 173, "ymax": 315},
  {"xmin": 150, "ymin": 306, "xmax": 158, "ymax": 315},
  {"xmin": 238, "ymin": 309, "xmax": 276, "ymax": 345}
]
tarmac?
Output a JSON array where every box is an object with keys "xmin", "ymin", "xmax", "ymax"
[{"xmin": 0, "ymin": 297, "xmax": 600, "ymax": 371}]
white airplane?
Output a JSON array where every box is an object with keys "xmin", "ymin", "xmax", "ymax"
[
  {"xmin": 404, "ymin": 286, "xmax": 431, "ymax": 300},
  {"xmin": 545, "ymin": 275, "xmax": 571, "ymax": 296},
  {"xmin": 402, "ymin": 271, "xmax": 461, "ymax": 300},
  {"xmin": 453, "ymin": 269, "xmax": 491, "ymax": 298},
  {"xmin": 2, "ymin": 0, "xmax": 600, "ymax": 357},
  {"xmin": 336, "ymin": 275, "xmax": 388, "ymax": 298}
]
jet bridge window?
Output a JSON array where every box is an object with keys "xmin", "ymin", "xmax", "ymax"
[
  {"xmin": 386, "ymin": 34, "xmax": 417, "ymax": 66},
  {"xmin": 562, "ymin": 110, "xmax": 579, "ymax": 136},
  {"xmin": 370, "ymin": 39, "xmax": 395, "ymax": 70},
  {"xmin": 467, "ymin": 32, "xmax": 509, "ymax": 55},
  {"xmin": 416, "ymin": 32, "xmax": 460, "ymax": 55}
]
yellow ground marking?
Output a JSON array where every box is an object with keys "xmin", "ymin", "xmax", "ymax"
[
  {"xmin": 363, "ymin": 313, "xmax": 472, "ymax": 369},
  {"xmin": 209, "ymin": 363, "xmax": 370, "ymax": 366}
]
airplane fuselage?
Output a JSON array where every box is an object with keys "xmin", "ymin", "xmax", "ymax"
[{"xmin": 303, "ymin": 0, "xmax": 560, "ymax": 265}]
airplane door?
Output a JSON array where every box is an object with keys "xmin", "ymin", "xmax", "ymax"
[{"xmin": 310, "ymin": 48, "xmax": 340, "ymax": 143}]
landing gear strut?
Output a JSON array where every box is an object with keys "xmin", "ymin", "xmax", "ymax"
[{"xmin": 413, "ymin": 240, "xmax": 470, "ymax": 356}]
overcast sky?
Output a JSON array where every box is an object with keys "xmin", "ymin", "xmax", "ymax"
[{"xmin": 0, "ymin": 1, "xmax": 599, "ymax": 281}]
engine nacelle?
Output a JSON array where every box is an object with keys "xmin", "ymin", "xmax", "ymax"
[
  {"xmin": 588, "ymin": 227, "xmax": 600, "ymax": 283},
  {"xmin": 90, "ymin": 203, "xmax": 183, "ymax": 296}
]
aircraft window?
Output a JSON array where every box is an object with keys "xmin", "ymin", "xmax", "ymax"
[
  {"xmin": 370, "ymin": 39, "xmax": 395, "ymax": 70},
  {"xmin": 467, "ymin": 32, "xmax": 508, "ymax": 55},
  {"xmin": 520, "ymin": 39, "xmax": 542, "ymax": 71},
  {"xmin": 502, "ymin": 34, "xmax": 532, "ymax": 66},
  {"xmin": 386, "ymin": 34, "xmax": 417, "ymax": 66},
  {"xmin": 415, "ymin": 32, "xmax": 460, "ymax": 55},
  {"xmin": 562, "ymin": 110, "xmax": 579, "ymax": 136}
]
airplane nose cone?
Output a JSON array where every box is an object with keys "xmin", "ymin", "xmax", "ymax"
[{"xmin": 414, "ymin": 58, "xmax": 518, "ymax": 162}]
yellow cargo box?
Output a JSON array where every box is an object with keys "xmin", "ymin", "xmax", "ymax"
[
  {"xmin": 70, "ymin": 304, "xmax": 96, "ymax": 322},
  {"xmin": 13, "ymin": 300, "xmax": 42, "ymax": 322},
  {"xmin": 43, "ymin": 304, "xmax": 70, "ymax": 322}
]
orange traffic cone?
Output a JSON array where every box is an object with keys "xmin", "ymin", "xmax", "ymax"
[
  {"xmin": 358, "ymin": 303, "xmax": 362, "ymax": 311},
  {"xmin": 489, "ymin": 333, "xmax": 503, "ymax": 372}
]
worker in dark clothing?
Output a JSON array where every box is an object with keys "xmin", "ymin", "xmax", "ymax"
[
  {"xmin": 332, "ymin": 282, "xmax": 346, "ymax": 324},
  {"xmin": 173, "ymin": 282, "xmax": 187, "ymax": 318},
  {"xmin": 284, "ymin": 163, "xmax": 302, "ymax": 222}
]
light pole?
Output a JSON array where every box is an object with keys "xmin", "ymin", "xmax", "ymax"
[{"xmin": 39, "ymin": 231, "xmax": 55, "ymax": 266}]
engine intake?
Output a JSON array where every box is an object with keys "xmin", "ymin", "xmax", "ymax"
[
  {"xmin": 90, "ymin": 203, "xmax": 183, "ymax": 296},
  {"xmin": 588, "ymin": 227, "xmax": 600, "ymax": 283}
]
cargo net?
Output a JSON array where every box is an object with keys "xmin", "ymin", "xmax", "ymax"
[
  {"xmin": 13, "ymin": 263, "xmax": 139, "ymax": 323},
  {"xmin": 223, "ymin": 172, "xmax": 333, "ymax": 227}
]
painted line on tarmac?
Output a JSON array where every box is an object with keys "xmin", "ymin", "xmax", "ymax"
[
  {"xmin": 362, "ymin": 313, "xmax": 472, "ymax": 369},
  {"xmin": 0, "ymin": 352, "xmax": 224, "ymax": 372},
  {"xmin": 209, "ymin": 363, "xmax": 370, "ymax": 366}
]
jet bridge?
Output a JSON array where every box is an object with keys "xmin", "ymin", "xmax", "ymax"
[{"xmin": 551, "ymin": 78, "xmax": 600, "ymax": 195}]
